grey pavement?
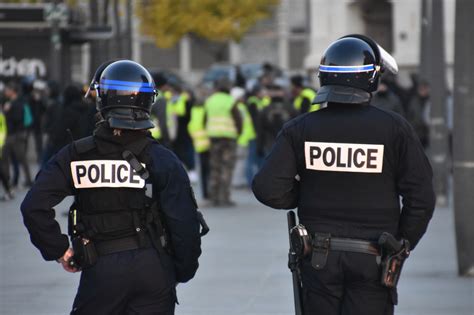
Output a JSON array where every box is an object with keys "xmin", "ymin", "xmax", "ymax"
[{"xmin": 1, "ymin": 185, "xmax": 473, "ymax": 315}]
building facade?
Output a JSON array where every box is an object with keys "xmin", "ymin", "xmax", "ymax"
[
  {"xmin": 304, "ymin": 0, "xmax": 455, "ymax": 86},
  {"xmin": 136, "ymin": 0, "xmax": 455, "ymax": 87}
]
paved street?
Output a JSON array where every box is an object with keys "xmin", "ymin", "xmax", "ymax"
[{"xmin": 0, "ymin": 184, "xmax": 473, "ymax": 315}]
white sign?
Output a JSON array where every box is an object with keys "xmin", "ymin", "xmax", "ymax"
[
  {"xmin": 71, "ymin": 160, "xmax": 145, "ymax": 189},
  {"xmin": 0, "ymin": 57, "xmax": 47, "ymax": 77},
  {"xmin": 305, "ymin": 141, "xmax": 384, "ymax": 173}
]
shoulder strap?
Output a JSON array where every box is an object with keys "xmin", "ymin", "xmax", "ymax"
[
  {"xmin": 73, "ymin": 136, "xmax": 96, "ymax": 154},
  {"xmin": 122, "ymin": 150, "xmax": 149, "ymax": 180},
  {"xmin": 122, "ymin": 136, "xmax": 158, "ymax": 180}
]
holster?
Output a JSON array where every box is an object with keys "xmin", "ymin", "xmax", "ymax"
[
  {"xmin": 71, "ymin": 236, "xmax": 98, "ymax": 269},
  {"xmin": 311, "ymin": 233, "xmax": 331, "ymax": 270},
  {"xmin": 378, "ymin": 233, "xmax": 410, "ymax": 288},
  {"xmin": 380, "ymin": 247, "xmax": 409, "ymax": 288}
]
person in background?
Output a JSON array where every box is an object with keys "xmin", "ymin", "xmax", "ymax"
[
  {"xmin": 9, "ymin": 78, "xmax": 34, "ymax": 187},
  {"xmin": 29, "ymin": 80, "xmax": 47, "ymax": 163},
  {"xmin": 291, "ymin": 74, "xmax": 319, "ymax": 114},
  {"xmin": 188, "ymin": 96, "xmax": 211, "ymax": 200},
  {"xmin": 241, "ymin": 92, "xmax": 259, "ymax": 188},
  {"xmin": 41, "ymin": 81, "xmax": 62, "ymax": 164},
  {"xmin": 235, "ymin": 65, "xmax": 246, "ymax": 89},
  {"xmin": 2, "ymin": 81, "xmax": 33, "ymax": 188},
  {"xmin": 150, "ymin": 73, "xmax": 174, "ymax": 148},
  {"xmin": 257, "ymin": 83, "xmax": 296, "ymax": 159},
  {"xmin": 42, "ymin": 85, "xmax": 91, "ymax": 165},
  {"xmin": 204, "ymin": 78, "xmax": 242, "ymax": 207},
  {"xmin": 407, "ymin": 81, "xmax": 431, "ymax": 149},
  {"xmin": 231, "ymin": 86, "xmax": 250, "ymax": 189},
  {"xmin": 0, "ymin": 103, "xmax": 14, "ymax": 201},
  {"xmin": 169, "ymin": 82, "xmax": 197, "ymax": 182},
  {"xmin": 245, "ymin": 85, "xmax": 265, "ymax": 173},
  {"xmin": 371, "ymin": 80, "xmax": 405, "ymax": 117}
]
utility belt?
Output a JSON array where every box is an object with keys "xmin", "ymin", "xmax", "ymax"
[
  {"xmin": 290, "ymin": 224, "xmax": 410, "ymax": 288},
  {"xmin": 68, "ymin": 200, "xmax": 168, "ymax": 270},
  {"xmin": 95, "ymin": 235, "xmax": 153, "ymax": 255},
  {"xmin": 69, "ymin": 234, "xmax": 154, "ymax": 270},
  {"xmin": 68, "ymin": 205, "xmax": 209, "ymax": 271}
]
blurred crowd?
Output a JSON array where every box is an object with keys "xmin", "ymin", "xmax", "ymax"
[
  {"xmin": 0, "ymin": 78, "xmax": 97, "ymax": 201},
  {"xmin": 0, "ymin": 64, "xmax": 438, "ymax": 204}
]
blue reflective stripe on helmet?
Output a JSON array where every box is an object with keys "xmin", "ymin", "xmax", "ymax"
[
  {"xmin": 101, "ymin": 79, "xmax": 153, "ymax": 88},
  {"xmin": 99, "ymin": 84, "xmax": 155, "ymax": 93},
  {"xmin": 319, "ymin": 64, "xmax": 375, "ymax": 73}
]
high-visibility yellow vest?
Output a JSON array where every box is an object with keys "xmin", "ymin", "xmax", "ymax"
[
  {"xmin": 170, "ymin": 92, "xmax": 189, "ymax": 117},
  {"xmin": 204, "ymin": 92, "xmax": 237, "ymax": 139},
  {"xmin": 294, "ymin": 88, "xmax": 319, "ymax": 112},
  {"xmin": 150, "ymin": 114, "xmax": 161, "ymax": 140},
  {"xmin": 0, "ymin": 112, "xmax": 7, "ymax": 156},
  {"xmin": 260, "ymin": 96, "xmax": 271, "ymax": 110},
  {"xmin": 151, "ymin": 102, "xmax": 177, "ymax": 140},
  {"xmin": 163, "ymin": 90, "xmax": 172, "ymax": 101},
  {"xmin": 151, "ymin": 92, "xmax": 168, "ymax": 139},
  {"xmin": 188, "ymin": 106, "xmax": 210, "ymax": 153},
  {"xmin": 237, "ymin": 102, "xmax": 256, "ymax": 147},
  {"xmin": 248, "ymin": 95, "xmax": 271, "ymax": 111}
]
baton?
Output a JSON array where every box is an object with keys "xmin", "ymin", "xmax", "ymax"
[{"xmin": 287, "ymin": 211, "xmax": 304, "ymax": 315}]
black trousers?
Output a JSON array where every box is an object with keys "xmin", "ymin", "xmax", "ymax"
[
  {"xmin": 301, "ymin": 251, "xmax": 395, "ymax": 315},
  {"xmin": 2, "ymin": 132, "xmax": 32, "ymax": 185},
  {"xmin": 173, "ymin": 135, "xmax": 195, "ymax": 171},
  {"xmin": 71, "ymin": 248, "xmax": 176, "ymax": 315}
]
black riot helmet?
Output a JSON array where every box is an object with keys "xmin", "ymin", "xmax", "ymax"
[
  {"xmin": 313, "ymin": 34, "xmax": 398, "ymax": 105},
  {"xmin": 87, "ymin": 60, "xmax": 157, "ymax": 130}
]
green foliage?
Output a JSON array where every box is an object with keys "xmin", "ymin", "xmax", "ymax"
[{"xmin": 136, "ymin": 0, "xmax": 280, "ymax": 48}]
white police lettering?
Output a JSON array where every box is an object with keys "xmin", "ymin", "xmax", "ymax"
[
  {"xmin": 305, "ymin": 142, "xmax": 384, "ymax": 173},
  {"xmin": 71, "ymin": 160, "xmax": 145, "ymax": 189}
]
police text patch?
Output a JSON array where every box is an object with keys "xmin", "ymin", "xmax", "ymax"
[
  {"xmin": 71, "ymin": 160, "xmax": 145, "ymax": 189},
  {"xmin": 305, "ymin": 142, "xmax": 384, "ymax": 173}
]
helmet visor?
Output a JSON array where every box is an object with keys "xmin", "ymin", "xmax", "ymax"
[{"xmin": 378, "ymin": 44, "xmax": 398, "ymax": 74}]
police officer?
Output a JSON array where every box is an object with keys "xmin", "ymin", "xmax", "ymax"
[
  {"xmin": 252, "ymin": 35, "xmax": 435, "ymax": 314},
  {"xmin": 21, "ymin": 60, "xmax": 202, "ymax": 314}
]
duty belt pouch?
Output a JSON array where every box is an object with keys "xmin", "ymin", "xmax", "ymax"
[
  {"xmin": 311, "ymin": 233, "xmax": 331, "ymax": 270},
  {"xmin": 72, "ymin": 236, "xmax": 98, "ymax": 269}
]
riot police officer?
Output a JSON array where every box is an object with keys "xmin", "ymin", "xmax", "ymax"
[
  {"xmin": 252, "ymin": 35, "xmax": 435, "ymax": 314},
  {"xmin": 21, "ymin": 60, "xmax": 202, "ymax": 314}
]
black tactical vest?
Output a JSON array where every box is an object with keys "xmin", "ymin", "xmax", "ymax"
[{"xmin": 70, "ymin": 134, "xmax": 155, "ymax": 242}]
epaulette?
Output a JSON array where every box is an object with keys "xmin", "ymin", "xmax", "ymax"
[{"xmin": 73, "ymin": 136, "xmax": 96, "ymax": 154}]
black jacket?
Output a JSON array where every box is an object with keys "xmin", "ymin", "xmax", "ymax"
[
  {"xmin": 21, "ymin": 125, "xmax": 201, "ymax": 282},
  {"xmin": 253, "ymin": 102, "xmax": 435, "ymax": 249},
  {"xmin": 257, "ymin": 98, "xmax": 297, "ymax": 155},
  {"xmin": 3, "ymin": 97, "xmax": 25, "ymax": 135}
]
